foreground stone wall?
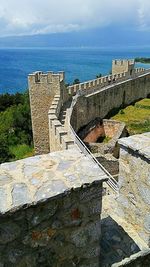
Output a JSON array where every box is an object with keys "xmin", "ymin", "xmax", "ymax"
[
  {"xmin": 0, "ymin": 148, "xmax": 107, "ymax": 267},
  {"xmin": 116, "ymin": 133, "xmax": 150, "ymax": 246},
  {"xmin": 0, "ymin": 183, "xmax": 103, "ymax": 267}
]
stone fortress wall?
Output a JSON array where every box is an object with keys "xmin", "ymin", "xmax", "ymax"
[
  {"xmin": 67, "ymin": 66, "xmax": 145, "ymax": 96},
  {"xmin": 27, "ymin": 59, "xmax": 150, "ymax": 266},
  {"xmin": 29, "ymin": 60, "xmax": 149, "ymax": 155},
  {"xmin": 48, "ymin": 94, "xmax": 74, "ymax": 152},
  {"xmin": 71, "ymin": 69, "xmax": 150, "ymax": 132},
  {"xmin": 0, "ymin": 59, "xmax": 150, "ymax": 266}
]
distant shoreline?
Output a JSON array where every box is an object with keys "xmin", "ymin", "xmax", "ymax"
[{"xmin": 135, "ymin": 57, "xmax": 150, "ymax": 64}]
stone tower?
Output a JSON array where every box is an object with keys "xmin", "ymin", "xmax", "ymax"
[
  {"xmin": 112, "ymin": 59, "xmax": 135, "ymax": 75},
  {"xmin": 28, "ymin": 71, "xmax": 65, "ymax": 155}
]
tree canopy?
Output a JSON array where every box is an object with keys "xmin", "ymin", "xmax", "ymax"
[{"xmin": 0, "ymin": 91, "xmax": 33, "ymax": 163}]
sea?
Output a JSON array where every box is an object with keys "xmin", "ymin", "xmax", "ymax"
[{"xmin": 0, "ymin": 46, "xmax": 150, "ymax": 94}]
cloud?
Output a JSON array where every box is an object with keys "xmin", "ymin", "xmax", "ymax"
[
  {"xmin": 137, "ymin": 0, "xmax": 150, "ymax": 31},
  {"xmin": 0, "ymin": 0, "xmax": 149, "ymax": 37}
]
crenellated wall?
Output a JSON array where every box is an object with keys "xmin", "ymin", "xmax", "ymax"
[
  {"xmin": 70, "ymin": 71, "xmax": 150, "ymax": 132},
  {"xmin": 1, "ymin": 61, "xmax": 150, "ymax": 267},
  {"xmin": 112, "ymin": 59, "xmax": 135, "ymax": 75},
  {"xmin": 48, "ymin": 94, "xmax": 74, "ymax": 152},
  {"xmin": 28, "ymin": 65, "xmax": 149, "ymax": 156},
  {"xmin": 67, "ymin": 67, "xmax": 146, "ymax": 96}
]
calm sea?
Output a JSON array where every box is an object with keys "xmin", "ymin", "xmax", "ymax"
[{"xmin": 0, "ymin": 47, "xmax": 150, "ymax": 94}]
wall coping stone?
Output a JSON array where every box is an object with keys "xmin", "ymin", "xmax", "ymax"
[
  {"xmin": 111, "ymin": 249, "xmax": 150, "ymax": 267},
  {"xmin": 119, "ymin": 132, "xmax": 150, "ymax": 160},
  {"xmin": 0, "ymin": 147, "xmax": 107, "ymax": 215}
]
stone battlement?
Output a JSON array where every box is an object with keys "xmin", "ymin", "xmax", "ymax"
[
  {"xmin": 28, "ymin": 71, "xmax": 65, "ymax": 84},
  {"xmin": 28, "ymin": 65, "xmax": 148, "ymax": 155},
  {"xmin": 48, "ymin": 94, "xmax": 74, "ymax": 151},
  {"xmin": 68, "ymin": 67, "xmax": 146, "ymax": 96},
  {"xmin": 112, "ymin": 58, "xmax": 135, "ymax": 75},
  {"xmin": 112, "ymin": 59, "xmax": 135, "ymax": 66}
]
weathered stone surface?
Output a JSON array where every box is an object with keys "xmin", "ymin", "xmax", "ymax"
[
  {"xmin": 0, "ymin": 174, "xmax": 12, "ymax": 186},
  {"xmin": 12, "ymin": 183, "xmax": 30, "ymax": 206},
  {"xmin": 0, "ymin": 188, "xmax": 7, "ymax": 213},
  {"xmin": 118, "ymin": 133, "xmax": 150, "ymax": 246},
  {"xmin": 0, "ymin": 147, "xmax": 105, "ymax": 266},
  {"xmin": 144, "ymin": 214, "xmax": 150, "ymax": 233},
  {"xmin": 24, "ymin": 166, "xmax": 42, "ymax": 178},
  {"xmin": 0, "ymin": 222, "xmax": 20, "ymax": 244},
  {"xmin": 7, "ymin": 248, "xmax": 23, "ymax": 264},
  {"xmin": 138, "ymin": 185, "xmax": 150, "ymax": 205},
  {"xmin": 119, "ymin": 133, "xmax": 150, "ymax": 160},
  {"xmin": 117, "ymin": 195, "xmax": 129, "ymax": 208},
  {"xmin": 35, "ymin": 180, "xmax": 68, "ymax": 201},
  {"xmin": 0, "ymin": 147, "xmax": 107, "ymax": 213},
  {"xmin": 57, "ymin": 161, "xmax": 72, "ymax": 171},
  {"xmin": 112, "ymin": 249, "xmax": 150, "ymax": 267},
  {"xmin": 1, "ymin": 162, "xmax": 17, "ymax": 171}
]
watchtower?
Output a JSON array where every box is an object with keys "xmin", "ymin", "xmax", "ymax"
[
  {"xmin": 28, "ymin": 71, "xmax": 66, "ymax": 155},
  {"xmin": 112, "ymin": 59, "xmax": 135, "ymax": 75}
]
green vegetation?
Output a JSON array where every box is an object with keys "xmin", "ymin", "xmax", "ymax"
[
  {"xmin": 73, "ymin": 78, "xmax": 80, "ymax": 85},
  {"xmin": 96, "ymin": 73, "xmax": 102, "ymax": 78},
  {"xmin": 111, "ymin": 98, "xmax": 150, "ymax": 135},
  {"xmin": 9, "ymin": 144, "xmax": 33, "ymax": 160},
  {"xmin": 0, "ymin": 91, "xmax": 34, "ymax": 163},
  {"xmin": 103, "ymin": 136, "xmax": 112, "ymax": 143},
  {"xmin": 135, "ymin": 57, "xmax": 150, "ymax": 64}
]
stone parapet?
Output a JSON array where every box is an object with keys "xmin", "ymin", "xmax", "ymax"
[
  {"xmin": 48, "ymin": 95, "xmax": 74, "ymax": 152},
  {"xmin": 116, "ymin": 133, "xmax": 150, "ymax": 246},
  {"xmin": 67, "ymin": 68, "xmax": 147, "ymax": 96},
  {"xmin": 0, "ymin": 148, "xmax": 107, "ymax": 266}
]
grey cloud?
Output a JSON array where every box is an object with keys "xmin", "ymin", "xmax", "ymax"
[{"xmin": 0, "ymin": 0, "xmax": 149, "ymax": 36}]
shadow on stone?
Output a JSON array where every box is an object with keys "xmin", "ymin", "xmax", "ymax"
[{"xmin": 100, "ymin": 216, "xmax": 140, "ymax": 267}]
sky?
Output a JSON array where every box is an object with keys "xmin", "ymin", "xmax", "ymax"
[{"xmin": 0, "ymin": 0, "xmax": 150, "ymax": 37}]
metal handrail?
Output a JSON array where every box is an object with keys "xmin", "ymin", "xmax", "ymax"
[{"xmin": 68, "ymin": 94, "xmax": 119, "ymax": 192}]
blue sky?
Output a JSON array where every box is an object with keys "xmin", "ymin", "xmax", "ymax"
[{"xmin": 0, "ymin": 0, "xmax": 150, "ymax": 37}]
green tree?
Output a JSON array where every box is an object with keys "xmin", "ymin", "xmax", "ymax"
[
  {"xmin": 73, "ymin": 78, "xmax": 80, "ymax": 85},
  {"xmin": 96, "ymin": 73, "xmax": 102, "ymax": 78},
  {"xmin": 0, "ymin": 90, "xmax": 33, "ymax": 163}
]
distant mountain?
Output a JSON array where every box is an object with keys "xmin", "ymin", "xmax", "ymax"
[{"xmin": 0, "ymin": 27, "xmax": 150, "ymax": 48}]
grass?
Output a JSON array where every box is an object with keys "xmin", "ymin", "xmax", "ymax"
[
  {"xmin": 103, "ymin": 136, "xmax": 112, "ymax": 143},
  {"xmin": 111, "ymin": 98, "xmax": 150, "ymax": 135},
  {"xmin": 135, "ymin": 57, "xmax": 150, "ymax": 64},
  {"xmin": 10, "ymin": 144, "xmax": 34, "ymax": 160}
]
